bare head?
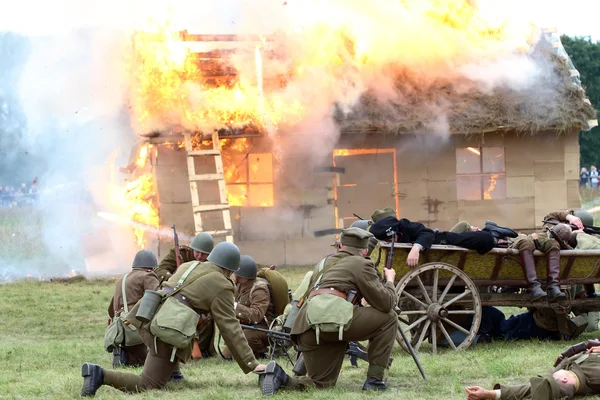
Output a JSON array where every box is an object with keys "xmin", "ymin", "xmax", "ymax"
[{"xmin": 552, "ymin": 370, "xmax": 577, "ymax": 399}]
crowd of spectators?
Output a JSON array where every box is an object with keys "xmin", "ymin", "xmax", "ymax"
[{"xmin": 0, "ymin": 179, "xmax": 39, "ymax": 208}]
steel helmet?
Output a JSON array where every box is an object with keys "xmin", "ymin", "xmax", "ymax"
[
  {"xmin": 132, "ymin": 249, "xmax": 158, "ymax": 269},
  {"xmin": 350, "ymin": 220, "xmax": 370, "ymax": 231},
  {"xmin": 574, "ymin": 210, "xmax": 594, "ymax": 227},
  {"xmin": 189, "ymin": 232, "xmax": 214, "ymax": 254},
  {"xmin": 207, "ymin": 241, "xmax": 240, "ymax": 272},
  {"xmin": 235, "ymin": 255, "xmax": 257, "ymax": 279}
]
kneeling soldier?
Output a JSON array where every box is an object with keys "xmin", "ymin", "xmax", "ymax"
[
  {"xmin": 81, "ymin": 242, "xmax": 267, "ymax": 396},
  {"xmin": 225, "ymin": 255, "xmax": 275, "ymax": 358},
  {"xmin": 261, "ymin": 227, "xmax": 398, "ymax": 395},
  {"xmin": 107, "ymin": 250, "xmax": 159, "ymax": 367}
]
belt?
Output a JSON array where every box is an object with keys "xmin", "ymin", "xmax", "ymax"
[
  {"xmin": 162, "ymin": 287, "xmax": 191, "ymax": 308},
  {"xmin": 309, "ymin": 288, "xmax": 347, "ymax": 300}
]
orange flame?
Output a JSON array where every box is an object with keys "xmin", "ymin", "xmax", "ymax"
[
  {"xmin": 109, "ymin": 144, "xmax": 159, "ymax": 248},
  {"xmin": 483, "ymin": 174, "xmax": 499, "ymax": 200}
]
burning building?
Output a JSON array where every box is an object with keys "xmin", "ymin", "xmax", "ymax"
[{"xmin": 119, "ymin": 4, "xmax": 597, "ymax": 265}]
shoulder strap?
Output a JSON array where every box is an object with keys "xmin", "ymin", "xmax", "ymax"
[
  {"xmin": 165, "ymin": 261, "xmax": 205, "ymax": 298},
  {"xmin": 121, "ymin": 273, "xmax": 129, "ymax": 313},
  {"xmin": 301, "ymin": 256, "xmax": 343, "ymax": 301}
]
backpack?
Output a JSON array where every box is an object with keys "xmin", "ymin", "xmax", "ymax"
[
  {"xmin": 254, "ymin": 267, "xmax": 290, "ymax": 317},
  {"xmin": 149, "ymin": 262, "xmax": 211, "ymax": 362},
  {"xmin": 104, "ymin": 273, "xmax": 143, "ymax": 352}
]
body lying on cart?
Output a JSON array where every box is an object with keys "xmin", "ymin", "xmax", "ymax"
[{"xmin": 375, "ymin": 243, "xmax": 600, "ymax": 353}]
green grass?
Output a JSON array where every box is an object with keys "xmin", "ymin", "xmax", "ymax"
[{"xmin": 2, "ymin": 268, "xmax": 600, "ymax": 400}]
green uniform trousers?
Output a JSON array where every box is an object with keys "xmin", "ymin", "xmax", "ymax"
[
  {"xmin": 450, "ymin": 221, "xmax": 473, "ymax": 233},
  {"xmin": 291, "ymin": 306, "xmax": 397, "ymax": 388},
  {"xmin": 103, "ymin": 339, "xmax": 180, "ymax": 393}
]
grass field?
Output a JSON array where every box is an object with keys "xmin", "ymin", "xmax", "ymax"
[{"xmin": 2, "ymin": 266, "xmax": 600, "ymax": 400}]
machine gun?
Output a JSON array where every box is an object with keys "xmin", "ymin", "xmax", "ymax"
[
  {"xmin": 554, "ymin": 339, "xmax": 600, "ymax": 367},
  {"xmin": 171, "ymin": 224, "xmax": 181, "ymax": 268},
  {"xmin": 240, "ymin": 324, "xmax": 296, "ymax": 365},
  {"xmin": 543, "ymin": 219, "xmax": 600, "ymax": 236}
]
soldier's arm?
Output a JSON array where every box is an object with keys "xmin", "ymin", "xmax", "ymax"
[
  {"xmin": 400, "ymin": 218, "xmax": 434, "ymax": 249},
  {"xmin": 494, "ymin": 383, "xmax": 531, "ymax": 399},
  {"xmin": 210, "ymin": 289, "xmax": 259, "ymax": 373},
  {"xmin": 543, "ymin": 210, "xmax": 572, "ymax": 223},
  {"xmin": 154, "ymin": 247, "xmax": 178, "ymax": 281},
  {"xmin": 107, "ymin": 297, "xmax": 115, "ymax": 319},
  {"xmin": 234, "ymin": 285, "xmax": 270, "ymax": 324},
  {"xmin": 143, "ymin": 272, "xmax": 160, "ymax": 291},
  {"xmin": 355, "ymin": 259, "xmax": 396, "ymax": 313}
]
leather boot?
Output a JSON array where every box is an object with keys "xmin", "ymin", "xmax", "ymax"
[
  {"xmin": 81, "ymin": 363, "xmax": 104, "ymax": 397},
  {"xmin": 362, "ymin": 377, "xmax": 387, "ymax": 391},
  {"xmin": 261, "ymin": 361, "xmax": 290, "ymax": 396},
  {"xmin": 520, "ymin": 250, "xmax": 547, "ymax": 300},
  {"xmin": 168, "ymin": 370, "xmax": 184, "ymax": 382},
  {"xmin": 546, "ymin": 250, "xmax": 566, "ymax": 299},
  {"xmin": 483, "ymin": 221, "xmax": 518, "ymax": 239}
]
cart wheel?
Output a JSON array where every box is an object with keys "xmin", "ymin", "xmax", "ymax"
[{"xmin": 395, "ymin": 262, "xmax": 482, "ymax": 354}]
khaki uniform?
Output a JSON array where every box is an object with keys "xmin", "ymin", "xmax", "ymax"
[
  {"xmin": 108, "ymin": 269, "xmax": 159, "ymax": 366},
  {"xmin": 289, "ymin": 247, "xmax": 397, "ymax": 388},
  {"xmin": 235, "ymin": 278, "xmax": 274, "ymax": 355},
  {"xmin": 154, "ymin": 245, "xmax": 195, "ymax": 282},
  {"xmin": 495, "ymin": 353, "xmax": 600, "ymax": 399},
  {"xmin": 510, "ymin": 210, "xmax": 571, "ymax": 252},
  {"xmin": 101, "ymin": 262, "xmax": 259, "ymax": 393},
  {"xmin": 450, "ymin": 221, "xmax": 473, "ymax": 233}
]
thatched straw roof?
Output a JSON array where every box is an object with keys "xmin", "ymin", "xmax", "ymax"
[{"xmin": 335, "ymin": 32, "xmax": 597, "ymax": 135}]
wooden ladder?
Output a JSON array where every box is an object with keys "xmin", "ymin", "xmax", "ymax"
[{"xmin": 183, "ymin": 131, "xmax": 234, "ymax": 242}]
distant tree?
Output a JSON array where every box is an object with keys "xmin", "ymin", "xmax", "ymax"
[{"xmin": 562, "ymin": 35, "xmax": 600, "ymax": 169}]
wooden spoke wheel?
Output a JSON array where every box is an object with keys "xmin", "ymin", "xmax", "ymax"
[{"xmin": 395, "ymin": 262, "xmax": 482, "ymax": 354}]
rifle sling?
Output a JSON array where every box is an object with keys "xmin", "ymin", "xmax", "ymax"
[{"xmin": 121, "ymin": 273, "xmax": 129, "ymax": 314}]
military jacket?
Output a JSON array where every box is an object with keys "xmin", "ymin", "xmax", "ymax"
[
  {"xmin": 495, "ymin": 353, "xmax": 600, "ymax": 399},
  {"xmin": 154, "ymin": 245, "xmax": 195, "ymax": 282},
  {"xmin": 234, "ymin": 278, "xmax": 274, "ymax": 327},
  {"xmin": 542, "ymin": 210, "xmax": 573, "ymax": 228},
  {"xmin": 291, "ymin": 248, "xmax": 396, "ymax": 336},
  {"xmin": 108, "ymin": 268, "xmax": 158, "ymax": 319},
  {"xmin": 158, "ymin": 261, "xmax": 258, "ymax": 372}
]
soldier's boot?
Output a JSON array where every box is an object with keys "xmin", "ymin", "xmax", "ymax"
[
  {"xmin": 546, "ymin": 250, "xmax": 566, "ymax": 300},
  {"xmin": 584, "ymin": 284, "xmax": 599, "ymax": 298},
  {"xmin": 362, "ymin": 377, "xmax": 387, "ymax": 391},
  {"xmin": 81, "ymin": 363, "xmax": 104, "ymax": 397},
  {"xmin": 261, "ymin": 361, "xmax": 290, "ymax": 396},
  {"xmin": 112, "ymin": 348, "xmax": 122, "ymax": 368},
  {"xmin": 483, "ymin": 221, "xmax": 518, "ymax": 239},
  {"xmin": 168, "ymin": 370, "xmax": 185, "ymax": 383},
  {"xmin": 567, "ymin": 315, "xmax": 589, "ymax": 339},
  {"xmin": 520, "ymin": 250, "xmax": 547, "ymax": 300}
]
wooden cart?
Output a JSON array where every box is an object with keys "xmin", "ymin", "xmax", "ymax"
[{"xmin": 377, "ymin": 243, "xmax": 600, "ymax": 354}]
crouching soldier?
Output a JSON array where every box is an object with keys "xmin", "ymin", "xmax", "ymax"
[
  {"xmin": 260, "ymin": 227, "xmax": 398, "ymax": 395},
  {"xmin": 154, "ymin": 232, "xmax": 214, "ymax": 282},
  {"xmin": 222, "ymin": 255, "xmax": 275, "ymax": 359},
  {"xmin": 107, "ymin": 250, "xmax": 159, "ymax": 367},
  {"xmin": 81, "ymin": 242, "xmax": 267, "ymax": 397}
]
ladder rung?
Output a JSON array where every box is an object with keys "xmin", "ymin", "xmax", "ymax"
[
  {"xmin": 198, "ymin": 229, "xmax": 232, "ymax": 237},
  {"xmin": 188, "ymin": 149, "xmax": 221, "ymax": 156},
  {"xmin": 189, "ymin": 173, "xmax": 224, "ymax": 181},
  {"xmin": 193, "ymin": 204, "xmax": 230, "ymax": 212}
]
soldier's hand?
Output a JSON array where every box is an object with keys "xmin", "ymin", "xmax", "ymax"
[
  {"xmin": 253, "ymin": 364, "xmax": 267, "ymax": 373},
  {"xmin": 384, "ymin": 268, "xmax": 396, "ymax": 283},
  {"xmin": 465, "ymin": 386, "xmax": 495, "ymax": 399},
  {"xmin": 567, "ymin": 214, "xmax": 584, "ymax": 230},
  {"xmin": 587, "ymin": 345, "xmax": 600, "ymax": 354},
  {"xmin": 406, "ymin": 246, "xmax": 420, "ymax": 267}
]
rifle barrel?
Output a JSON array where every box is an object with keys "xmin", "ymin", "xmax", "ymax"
[{"xmin": 240, "ymin": 324, "xmax": 292, "ymax": 341}]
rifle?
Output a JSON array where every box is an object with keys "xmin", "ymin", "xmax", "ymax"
[
  {"xmin": 240, "ymin": 324, "xmax": 295, "ymax": 366},
  {"xmin": 171, "ymin": 224, "xmax": 181, "ymax": 268},
  {"xmin": 554, "ymin": 338, "xmax": 600, "ymax": 367},
  {"xmin": 543, "ymin": 219, "xmax": 600, "ymax": 236},
  {"xmin": 385, "ymin": 231, "xmax": 428, "ymax": 380},
  {"xmin": 353, "ymin": 213, "xmax": 364, "ymax": 220}
]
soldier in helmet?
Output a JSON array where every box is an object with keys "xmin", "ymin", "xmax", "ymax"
[
  {"xmin": 81, "ymin": 241, "xmax": 267, "ymax": 397},
  {"xmin": 154, "ymin": 232, "xmax": 214, "ymax": 282},
  {"xmin": 107, "ymin": 250, "xmax": 159, "ymax": 368},
  {"xmin": 260, "ymin": 228, "xmax": 398, "ymax": 395},
  {"xmin": 221, "ymin": 255, "xmax": 275, "ymax": 359}
]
